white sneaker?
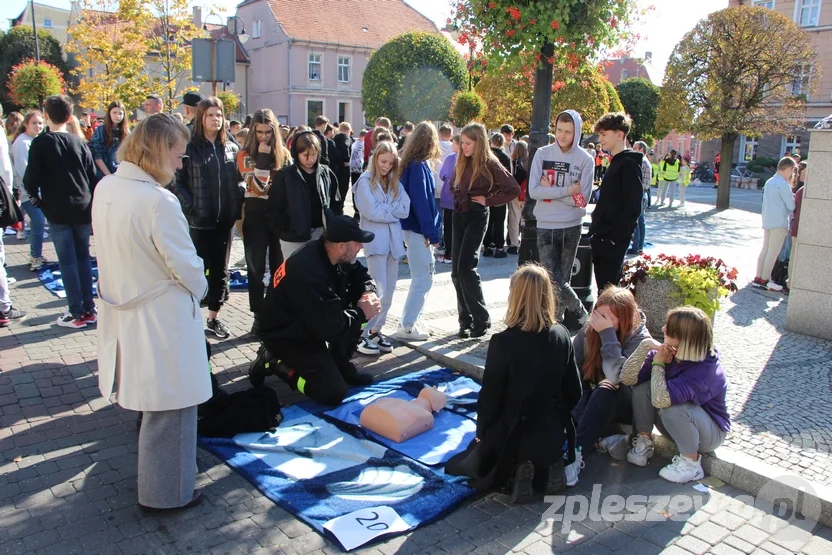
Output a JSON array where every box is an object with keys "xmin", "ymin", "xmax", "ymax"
[
  {"xmin": 626, "ymin": 435, "xmax": 655, "ymax": 467},
  {"xmin": 395, "ymin": 325, "xmax": 430, "ymax": 341},
  {"xmin": 678, "ymin": 202, "xmax": 686, "ymax": 207},
  {"xmin": 564, "ymin": 448, "xmax": 584, "ymax": 486},
  {"xmin": 767, "ymin": 281, "xmax": 784, "ymax": 292},
  {"xmin": 597, "ymin": 434, "xmax": 630, "ymax": 461},
  {"xmin": 16, "ymin": 230, "xmax": 25, "ymax": 240},
  {"xmin": 29, "ymin": 256, "xmax": 45, "ymax": 271},
  {"xmin": 414, "ymin": 320, "xmax": 434, "ymax": 336},
  {"xmin": 659, "ymin": 455, "xmax": 704, "ymax": 484},
  {"xmin": 356, "ymin": 336, "xmax": 381, "ymax": 355}
]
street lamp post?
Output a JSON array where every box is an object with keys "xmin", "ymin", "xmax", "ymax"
[
  {"xmin": 30, "ymin": 0, "xmax": 41, "ymax": 62},
  {"xmin": 517, "ymin": 42, "xmax": 554, "ymax": 267}
]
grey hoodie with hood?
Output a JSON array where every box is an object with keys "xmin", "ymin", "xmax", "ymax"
[{"xmin": 527, "ymin": 109, "xmax": 595, "ymax": 229}]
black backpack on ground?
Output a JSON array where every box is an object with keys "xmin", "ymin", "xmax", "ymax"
[{"xmin": 770, "ymin": 258, "xmax": 789, "ymax": 287}]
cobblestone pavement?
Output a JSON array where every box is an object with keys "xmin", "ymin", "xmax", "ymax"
[{"xmin": 1, "ymin": 195, "xmax": 831, "ymax": 554}]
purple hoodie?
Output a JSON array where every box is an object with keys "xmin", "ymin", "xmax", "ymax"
[
  {"xmin": 439, "ymin": 152, "xmax": 457, "ymax": 211},
  {"xmin": 636, "ymin": 348, "xmax": 731, "ymax": 432}
]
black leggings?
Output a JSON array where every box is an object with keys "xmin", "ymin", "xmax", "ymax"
[
  {"xmin": 243, "ymin": 199, "xmax": 283, "ymax": 315},
  {"xmin": 443, "ymin": 208, "xmax": 454, "ymax": 259},
  {"xmin": 190, "ymin": 225, "xmax": 234, "ymax": 312},
  {"xmin": 350, "ymin": 172, "xmax": 362, "ymax": 219},
  {"xmin": 482, "ymin": 204, "xmax": 507, "ymax": 249},
  {"xmin": 574, "ymin": 384, "xmax": 633, "ymax": 456}
]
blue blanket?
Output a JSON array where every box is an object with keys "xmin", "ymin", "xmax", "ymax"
[
  {"xmin": 199, "ymin": 368, "xmax": 479, "ymax": 551},
  {"xmin": 36, "ymin": 261, "xmax": 248, "ymax": 298}
]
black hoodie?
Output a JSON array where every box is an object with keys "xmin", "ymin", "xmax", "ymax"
[
  {"xmin": 589, "ymin": 149, "xmax": 644, "ymax": 245},
  {"xmin": 266, "ymin": 130, "xmax": 336, "ymax": 242}
]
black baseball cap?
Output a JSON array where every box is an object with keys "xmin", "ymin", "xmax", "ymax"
[
  {"xmin": 324, "ymin": 216, "xmax": 375, "ymax": 243},
  {"xmin": 182, "ymin": 92, "xmax": 204, "ymax": 107}
]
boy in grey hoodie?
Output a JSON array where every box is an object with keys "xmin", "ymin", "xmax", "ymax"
[{"xmin": 528, "ymin": 110, "xmax": 594, "ymax": 330}]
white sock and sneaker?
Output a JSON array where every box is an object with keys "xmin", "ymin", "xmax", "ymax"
[
  {"xmin": 564, "ymin": 447, "xmax": 584, "ymax": 486},
  {"xmin": 394, "ymin": 322, "xmax": 432, "ymax": 342},
  {"xmin": 626, "ymin": 434, "xmax": 704, "ymax": 483}
]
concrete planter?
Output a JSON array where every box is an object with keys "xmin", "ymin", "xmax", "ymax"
[{"xmin": 633, "ymin": 276, "xmax": 717, "ymax": 340}]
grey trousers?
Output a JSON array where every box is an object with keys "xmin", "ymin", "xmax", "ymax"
[
  {"xmin": 0, "ymin": 234, "xmax": 10, "ymax": 313},
  {"xmin": 137, "ymin": 406, "xmax": 198, "ymax": 509},
  {"xmin": 280, "ymin": 227, "xmax": 323, "ymax": 260},
  {"xmin": 632, "ymin": 381, "xmax": 726, "ymax": 455},
  {"xmin": 537, "ymin": 225, "xmax": 588, "ymax": 322}
]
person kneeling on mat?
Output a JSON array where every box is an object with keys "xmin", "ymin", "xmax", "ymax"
[{"xmin": 251, "ymin": 215, "xmax": 382, "ymax": 405}]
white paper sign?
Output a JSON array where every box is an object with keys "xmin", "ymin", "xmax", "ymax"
[
  {"xmin": 323, "ymin": 505, "xmax": 410, "ymax": 551},
  {"xmin": 691, "ymin": 483, "xmax": 710, "ymax": 493}
]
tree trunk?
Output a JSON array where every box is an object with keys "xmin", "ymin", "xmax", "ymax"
[
  {"xmin": 518, "ymin": 42, "xmax": 554, "ymax": 266},
  {"xmin": 717, "ymin": 133, "xmax": 737, "ymax": 210}
]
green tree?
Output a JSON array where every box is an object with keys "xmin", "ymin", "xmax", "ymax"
[
  {"xmin": 7, "ymin": 60, "xmax": 66, "ymax": 108},
  {"xmin": 67, "ymin": 0, "xmax": 154, "ymax": 110},
  {"xmin": 0, "ymin": 26, "xmax": 68, "ymax": 112},
  {"xmin": 616, "ymin": 77, "xmax": 660, "ymax": 142},
  {"xmin": 658, "ymin": 6, "xmax": 818, "ymax": 209},
  {"xmin": 217, "ymin": 90, "xmax": 240, "ymax": 117},
  {"xmin": 145, "ymin": 0, "xmax": 201, "ymax": 110},
  {"xmin": 362, "ymin": 32, "xmax": 467, "ymax": 124},
  {"xmin": 603, "ymin": 78, "xmax": 624, "ymax": 113},
  {"xmin": 476, "ymin": 66, "xmax": 614, "ymax": 133},
  {"xmin": 449, "ymin": 90, "xmax": 486, "ymax": 126}
]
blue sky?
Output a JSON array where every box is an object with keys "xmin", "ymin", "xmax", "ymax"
[{"xmin": 2, "ymin": 0, "xmax": 728, "ymax": 81}]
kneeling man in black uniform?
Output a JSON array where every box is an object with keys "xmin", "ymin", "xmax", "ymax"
[{"xmin": 251, "ymin": 216, "xmax": 382, "ymax": 405}]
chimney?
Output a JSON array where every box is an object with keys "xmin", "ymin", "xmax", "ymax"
[
  {"xmin": 645, "ymin": 51, "xmax": 653, "ymax": 62},
  {"xmin": 193, "ymin": 6, "xmax": 202, "ymax": 29}
]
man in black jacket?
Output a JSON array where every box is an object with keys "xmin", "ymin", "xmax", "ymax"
[
  {"xmin": 24, "ymin": 95, "xmax": 99, "ymax": 329},
  {"xmin": 331, "ymin": 122, "xmax": 353, "ymax": 215},
  {"xmin": 252, "ymin": 216, "xmax": 382, "ymax": 406},
  {"xmin": 589, "ymin": 113, "xmax": 644, "ymax": 290},
  {"xmin": 312, "ymin": 116, "xmax": 332, "ymax": 167}
]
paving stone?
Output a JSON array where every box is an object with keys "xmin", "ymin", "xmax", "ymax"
[
  {"xmin": 710, "ymin": 510, "xmax": 749, "ymax": 531},
  {"xmin": 734, "ymin": 523, "xmax": 772, "ymax": 546},
  {"xmin": 674, "ymin": 534, "xmax": 712, "ymax": 555},
  {"xmin": 689, "ymin": 521, "xmax": 731, "ymax": 545}
]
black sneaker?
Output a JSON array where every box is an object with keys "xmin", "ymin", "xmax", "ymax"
[
  {"xmin": 510, "ymin": 461, "xmax": 535, "ymax": 504},
  {"xmin": 206, "ymin": 318, "xmax": 230, "ymax": 339},
  {"xmin": 494, "ymin": 249, "xmax": 507, "ymax": 259},
  {"xmin": 0, "ymin": 306, "xmax": 26, "ymax": 327},
  {"xmin": 250, "ymin": 314, "xmax": 260, "ymax": 337},
  {"xmin": 483, "ymin": 247, "xmax": 494, "ymax": 257},
  {"xmin": 458, "ymin": 326, "xmax": 471, "ymax": 339},
  {"xmin": 507, "ymin": 246, "xmax": 519, "ymax": 255},
  {"xmin": 341, "ymin": 362, "xmax": 373, "ymax": 386},
  {"xmin": 470, "ymin": 321, "xmax": 491, "ymax": 338},
  {"xmin": 545, "ymin": 460, "xmax": 567, "ymax": 495}
]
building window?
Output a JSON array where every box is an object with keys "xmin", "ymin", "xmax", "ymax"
[
  {"xmin": 784, "ymin": 135, "xmax": 801, "ymax": 156},
  {"xmin": 620, "ymin": 69, "xmax": 629, "ymax": 81},
  {"xmin": 278, "ymin": 115, "xmax": 288, "ymax": 125},
  {"xmin": 308, "ymin": 53, "xmax": 322, "ymax": 81},
  {"xmin": 338, "ymin": 56, "xmax": 351, "ymax": 83},
  {"xmin": 753, "ymin": 0, "xmax": 774, "ymax": 8},
  {"xmin": 338, "ymin": 102, "xmax": 349, "ymax": 123},
  {"xmin": 742, "ymin": 136, "xmax": 759, "ymax": 162},
  {"xmin": 43, "ymin": 18, "xmax": 53, "ymax": 28},
  {"xmin": 252, "ymin": 19, "xmax": 262, "ymax": 38},
  {"xmin": 307, "ymin": 100, "xmax": 324, "ymax": 127},
  {"xmin": 798, "ymin": 0, "xmax": 820, "ymax": 26}
]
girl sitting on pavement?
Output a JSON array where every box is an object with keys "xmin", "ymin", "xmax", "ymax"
[
  {"xmin": 354, "ymin": 141, "xmax": 411, "ymax": 355},
  {"xmin": 446, "ymin": 263, "xmax": 583, "ymax": 503},
  {"xmin": 569, "ymin": 286, "xmax": 653, "ymax": 486},
  {"xmin": 620, "ymin": 306, "xmax": 730, "ymax": 484}
]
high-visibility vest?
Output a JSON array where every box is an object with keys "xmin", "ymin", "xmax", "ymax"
[
  {"xmin": 662, "ymin": 159, "xmax": 680, "ymax": 181},
  {"xmin": 651, "ymin": 163, "xmax": 659, "ymax": 185}
]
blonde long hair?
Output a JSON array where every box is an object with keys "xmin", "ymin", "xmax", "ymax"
[
  {"xmin": 368, "ymin": 141, "xmax": 401, "ymax": 199},
  {"xmin": 454, "ymin": 122, "xmax": 499, "ymax": 190},
  {"xmin": 117, "ymin": 113, "xmax": 190, "ymax": 185},
  {"xmin": 504, "ymin": 264, "xmax": 556, "ymax": 333},
  {"xmin": 399, "ymin": 121, "xmax": 440, "ymax": 173}
]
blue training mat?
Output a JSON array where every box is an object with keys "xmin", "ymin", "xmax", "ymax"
[{"xmin": 198, "ymin": 368, "xmax": 478, "ymax": 552}]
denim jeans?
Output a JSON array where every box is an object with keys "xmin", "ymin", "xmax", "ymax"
[
  {"xmin": 21, "ymin": 201, "xmax": 45, "ymax": 259},
  {"xmin": 50, "ymin": 222, "xmax": 95, "ymax": 317},
  {"xmin": 537, "ymin": 225, "xmax": 587, "ymax": 322},
  {"xmin": 401, "ymin": 229, "xmax": 435, "ymax": 329},
  {"xmin": 631, "ymin": 192, "xmax": 648, "ymax": 251},
  {"xmin": 573, "ymin": 384, "xmax": 633, "ymax": 456},
  {"xmin": 434, "ymin": 198, "xmax": 445, "ymax": 250},
  {"xmin": 451, "ymin": 205, "xmax": 490, "ymax": 328}
]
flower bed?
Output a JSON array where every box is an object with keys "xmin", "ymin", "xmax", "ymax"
[{"xmin": 620, "ymin": 254, "xmax": 738, "ymax": 338}]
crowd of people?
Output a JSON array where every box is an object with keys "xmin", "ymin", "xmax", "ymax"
[{"xmin": 0, "ymin": 93, "xmax": 733, "ymax": 511}]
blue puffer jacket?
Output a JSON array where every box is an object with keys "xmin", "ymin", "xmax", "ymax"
[{"xmin": 90, "ymin": 125, "xmax": 123, "ymax": 178}]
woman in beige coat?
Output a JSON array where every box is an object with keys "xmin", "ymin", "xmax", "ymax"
[{"xmin": 92, "ymin": 114, "xmax": 211, "ymax": 510}]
